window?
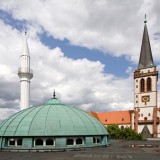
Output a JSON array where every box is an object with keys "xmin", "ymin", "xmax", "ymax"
[
  {"xmin": 66, "ymin": 138, "xmax": 84, "ymax": 146},
  {"xmin": 17, "ymin": 139, "xmax": 22, "ymax": 146},
  {"xmin": 136, "ymin": 95, "xmax": 138, "ymax": 98},
  {"xmin": 141, "ymin": 114, "xmax": 143, "ymax": 117},
  {"xmin": 8, "ymin": 138, "xmax": 23, "ymax": 146},
  {"xmin": 93, "ymin": 137, "xmax": 101, "ymax": 144},
  {"xmin": 35, "ymin": 139, "xmax": 43, "ymax": 146},
  {"xmin": 46, "ymin": 139, "xmax": 54, "ymax": 145},
  {"xmin": 76, "ymin": 138, "xmax": 83, "ymax": 145},
  {"xmin": 121, "ymin": 126, "xmax": 124, "ymax": 130},
  {"xmin": 148, "ymin": 113, "xmax": 151, "ymax": 116},
  {"xmin": 67, "ymin": 138, "xmax": 74, "ymax": 145},
  {"xmin": 9, "ymin": 139, "xmax": 15, "ymax": 146},
  {"xmin": 147, "ymin": 77, "xmax": 152, "ymax": 91},
  {"xmin": 140, "ymin": 78, "xmax": 145, "ymax": 92},
  {"xmin": 144, "ymin": 117, "xmax": 147, "ymax": 121}
]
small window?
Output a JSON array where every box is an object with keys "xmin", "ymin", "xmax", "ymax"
[
  {"xmin": 122, "ymin": 118, "xmax": 124, "ymax": 121},
  {"xmin": 136, "ymin": 95, "xmax": 138, "ymax": 98},
  {"xmin": 136, "ymin": 80, "xmax": 138, "ymax": 82},
  {"xmin": 93, "ymin": 137, "xmax": 96, "ymax": 143},
  {"xmin": 67, "ymin": 138, "xmax": 74, "ymax": 145},
  {"xmin": 93, "ymin": 137, "xmax": 101, "ymax": 144},
  {"xmin": 121, "ymin": 126, "xmax": 124, "ymax": 130},
  {"xmin": 17, "ymin": 139, "xmax": 22, "ymax": 146},
  {"xmin": 35, "ymin": 139, "xmax": 43, "ymax": 146},
  {"xmin": 136, "ymin": 101, "xmax": 138, "ymax": 103},
  {"xmin": 76, "ymin": 138, "xmax": 83, "ymax": 145},
  {"xmin": 138, "ymin": 114, "xmax": 140, "ymax": 117},
  {"xmin": 9, "ymin": 139, "xmax": 15, "ymax": 146},
  {"xmin": 140, "ymin": 79, "xmax": 145, "ymax": 92},
  {"xmin": 97, "ymin": 137, "xmax": 101, "ymax": 143},
  {"xmin": 144, "ymin": 117, "xmax": 147, "ymax": 121},
  {"xmin": 46, "ymin": 139, "xmax": 54, "ymax": 145},
  {"xmin": 136, "ymin": 85, "xmax": 138, "ymax": 88},
  {"xmin": 105, "ymin": 119, "xmax": 107, "ymax": 122},
  {"xmin": 148, "ymin": 113, "xmax": 151, "ymax": 116},
  {"xmin": 147, "ymin": 77, "xmax": 152, "ymax": 91},
  {"xmin": 141, "ymin": 114, "xmax": 143, "ymax": 117}
]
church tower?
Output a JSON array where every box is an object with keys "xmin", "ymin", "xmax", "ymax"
[
  {"xmin": 18, "ymin": 32, "xmax": 33, "ymax": 110},
  {"xmin": 134, "ymin": 16, "xmax": 159, "ymax": 138}
]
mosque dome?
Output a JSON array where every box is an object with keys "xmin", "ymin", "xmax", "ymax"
[{"xmin": 0, "ymin": 97, "xmax": 109, "ymax": 151}]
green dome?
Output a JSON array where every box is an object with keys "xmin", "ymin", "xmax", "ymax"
[{"xmin": 0, "ymin": 98, "xmax": 108, "ymax": 137}]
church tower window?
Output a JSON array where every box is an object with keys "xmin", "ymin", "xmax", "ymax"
[
  {"xmin": 140, "ymin": 78, "xmax": 145, "ymax": 92},
  {"xmin": 147, "ymin": 77, "xmax": 152, "ymax": 91}
]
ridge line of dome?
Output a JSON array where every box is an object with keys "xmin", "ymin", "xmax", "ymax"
[
  {"xmin": 28, "ymin": 105, "xmax": 46, "ymax": 135},
  {"xmin": 14, "ymin": 107, "xmax": 37, "ymax": 136}
]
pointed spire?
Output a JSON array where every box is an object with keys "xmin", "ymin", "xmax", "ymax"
[
  {"xmin": 22, "ymin": 31, "xmax": 30, "ymax": 56},
  {"xmin": 137, "ymin": 15, "xmax": 154, "ymax": 70}
]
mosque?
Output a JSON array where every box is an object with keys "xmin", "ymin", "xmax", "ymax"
[
  {"xmin": 89, "ymin": 18, "xmax": 160, "ymax": 139},
  {"xmin": 0, "ymin": 34, "xmax": 109, "ymax": 150}
]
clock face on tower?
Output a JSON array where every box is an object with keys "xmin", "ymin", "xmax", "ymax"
[{"xmin": 141, "ymin": 95, "xmax": 150, "ymax": 102}]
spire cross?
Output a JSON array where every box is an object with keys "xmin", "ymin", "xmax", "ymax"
[{"xmin": 144, "ymin": 14, "xmax": 147, "ymax": 24}]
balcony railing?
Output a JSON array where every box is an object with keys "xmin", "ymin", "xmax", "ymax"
[{"xmin": 18, "ymin": 68, "xmax": 33, "ymax": 75}]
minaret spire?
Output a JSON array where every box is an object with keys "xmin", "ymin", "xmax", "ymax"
[
  {"xmin": 137, "ymin": 15, "xmax": 154, "ymax": 69},
  {"xmin": 18, "ymin": 32, "xmax": 33, "ymax": 110}
]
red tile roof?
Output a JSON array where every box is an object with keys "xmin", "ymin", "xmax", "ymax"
[{"xmin": 89, "ymin": 110, "xmax": 133, "ymax": 125}]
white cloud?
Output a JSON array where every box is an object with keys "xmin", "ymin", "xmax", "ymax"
[
  {"xmin": 0, "ymin": 18, "xmax": 135, "ymax": 121},
  {"xmin": 0, "ymin": 0, "xmax": 160, "ymax": 64},
  {"xmin": 0, "ymin": 0, "xmax": 160, "ymax": 122}
]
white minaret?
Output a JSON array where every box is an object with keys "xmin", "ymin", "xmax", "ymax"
[{"xmin": 18, "ymin": 32, "xmax": 33, "ymax": 110}]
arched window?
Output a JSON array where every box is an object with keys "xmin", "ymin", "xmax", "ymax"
[
  {"xmin": 67, "ymin": 138, "xmax": 74, "ymax": 145},
  {"xmin": 76, "ymin": 138, "xmax": 83, "ymax": 145},
  {"xmin": 147, "ymin": 77, "xmax": 152, "ymax": 91},
  {"xmin": 93, "ymin": 137, "xmax": 101, "ymax": 144},
  {"xmin": 35, "ymin": 139, "xmax": 43, "ymax": 146},
  {"xmin": 93, "ymin": 137, "xmax": 96, "ymax": 143},
  {"xmin": 17, "ymin": 139, "xmax": 22, "ymax": 146},
  {"xmin": 9, "ymin": 139, "xmax": 15, "ymax": 146},
  {"xmin": 140, "ymin": 78, "xmax": 145, "ymax": 92},
  {"xmin": 46, "ymin": 139, "xmax": 54, "ymax": 145}
]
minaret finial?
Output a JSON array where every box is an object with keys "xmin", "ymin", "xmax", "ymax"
[
  {"xmin": 53, "ymin": 90, "xmax": 56, "ymax": 99},
  {"xmin": 144, "ymin": 14, "xmax": 147, "ymax": 24}
]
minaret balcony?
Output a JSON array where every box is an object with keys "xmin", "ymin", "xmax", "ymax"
[{"xmin": 18, "ymin": 67, "xmax": 33, "ymax": 79}]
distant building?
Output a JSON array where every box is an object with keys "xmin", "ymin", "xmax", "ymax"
[{"xmin": 89, "ymin": 18, "xmax": 160, "ymax": 138}]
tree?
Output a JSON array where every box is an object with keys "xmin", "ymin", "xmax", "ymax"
[{"xmin": 106, "ymin": 124, "xmax": 142, "ymax": 140}]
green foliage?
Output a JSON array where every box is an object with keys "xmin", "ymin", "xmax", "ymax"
[{"xmin": 106, "ymin": 124, "xmax": 142, "ymax": 140}]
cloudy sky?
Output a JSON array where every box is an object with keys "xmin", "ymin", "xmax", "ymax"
[{"xmin": 0, "ymin": 0, "xmax": 160, "ymax": 122}]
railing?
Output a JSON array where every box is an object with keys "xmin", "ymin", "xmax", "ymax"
[{"xmin": 18, "ymin": 68, "xmax": 33, "ymax": 75}]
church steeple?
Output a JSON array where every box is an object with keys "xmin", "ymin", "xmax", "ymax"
[{"xmin": 137, "ymin": 15, "xmax": 154, "ymax": 70}]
